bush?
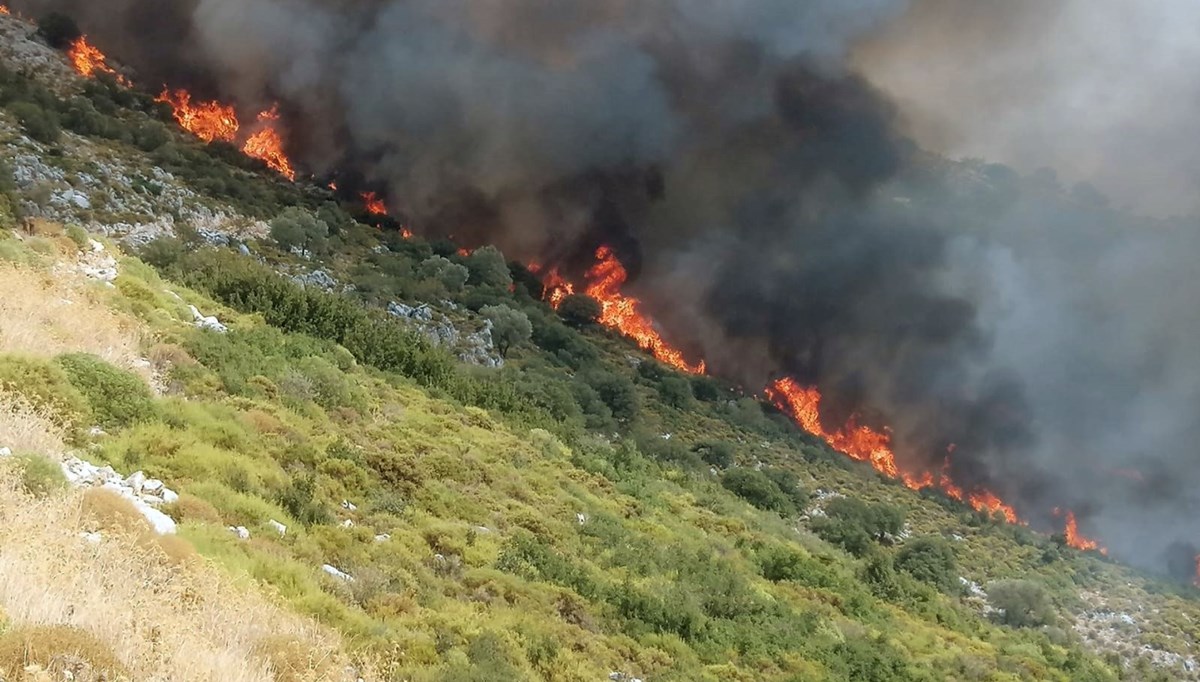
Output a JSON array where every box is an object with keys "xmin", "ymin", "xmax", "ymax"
[
  {"xmin": 418, "ymin": 255, "xmax": 469, "ymax": 292},
  {"xmin": 35, "ymin": 12, "xmax": 81, "ymax": 49},
  {"xmin": 721, "ymin": 467, "xmax": 797, "ymax": 516},
  {"xmin": 8, "ymin": 100, "xmax": 61, "ymax": 143},
  {"xmin": 581, "ymin": 369, "xmax": 638, "ymax": 422},
  {"xmin": 557, "ymin": 294, "xmax": 602, "ymax": 327},
  {"xmin": 467, "ymin": 245, "xmax": 512, "ymax": 288},
  {"xmin": 657, "ymin": 375, "xmax": 695, "ymax": 409},
  {"xmin": 693, "ymin": 440, "xmax": 736, "ymax": 469},
  {"xmin": 987, "ymin": 579, "xmax": 1056, "ymax": 628},
  {"xmin": 15, "ymin": 453, "xmax": 67, "ymax": 496},
  {"xmin": 269, "ymin": 207, "xmax": 328, "ymax": 256},
  {"xmin": 895, "ymin": 537, "xmax": 958, "ymax": 591},
  {"xmin": 0, "ymin": 355, "xmax": 91, "ymax": 432},
  {"xmin": 812, "ymin": 497, "xmax": 905, "ymax": 556},
  {"xmin": 0, "ymin": 624, "xmax": 127, "ymax": 680},
  {"xmin": 54, "ymin": 353, "xmax": 157, "ymax": 429},
  {"xmin": 480, "ymin": 304, "xmax": 531, "ymax": 357}
]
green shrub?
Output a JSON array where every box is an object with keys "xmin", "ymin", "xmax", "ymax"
[
  {"xmin": 693, "ymin": 440, "xmax": 736, "ymax": 469},
  {"xmin": 54, "ymin": 353, "xmax": 157, "ymax": 428},
  {"xmin": 0, "ymin": 355, "xmax": 90, "ymax": 432},
  {"xmin": 15, "ymin": 453, "xmax": 66, "ymax": 496},
  {"xmin": 987, "ymin": 579, "xmax": 1056, "ymax": 628},
  {"xmin": 895, "ymin": 537, "xmax": 958, "ymax": 591},
  {"xmin": 557, "ymin": 294, "xmax": 601, "ymax": 327},
  {"xmin": 480, "ymin": 304, "xmax": 531, "ymax": 358},
  {"xmin": 721, "ymin": 467, "xmax": 797, "ymax": 516},
  {"xmin": 8, "ymin": 100, "xmax": 61, "ymax": 143},
  {"xmin": 581, "ymin": 369, "xmax": 638, "ymax": 422},
  {"xmin": 466, "ymin": 245, "xmax": 512, "ymax": 288}
]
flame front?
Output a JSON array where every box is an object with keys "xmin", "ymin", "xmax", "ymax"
[
  {"xmin": 1055, "ymin": 508, "xmax": 1105, "ymax": 554},
  {"xmin": 67, "ymin": 36, "xmax": 129, "ymax": 86},
  {"xmin": 242, "ymin": 106, "xmax": 295, "ymax": 180},
  {"xmin": 767, "ymin": 376, "xmax": 1022, "ymax": 523},
  {"xmin": 156, "ymin": 89, "xmax": 239, "ymax": 144},
  {"xmin": 361, "ymin": 191, "xmax": 387, "ymax": 216}
]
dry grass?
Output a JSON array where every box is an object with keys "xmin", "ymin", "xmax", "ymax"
[
  {"xmin": 0, "ymin": 263, "xmax": 146, "ymax": 377},
  {"xmin": 0, "ymin": 467, "xmax": 364, "ymax": 681},
  {"xmin": 0, "ymin": 393, "xmax": 65, "ymax": 457}
]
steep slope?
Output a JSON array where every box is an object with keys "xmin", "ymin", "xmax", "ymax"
[{"xmin": 0, "ymin": 9, "xmax": 1196, "ymax": 682}]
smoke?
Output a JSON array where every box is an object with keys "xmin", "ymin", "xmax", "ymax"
[
  {"xmin": 12, "ymin": 0, "xmax": 1200, "ymax": 572},
  {"xmin": 855, "ymin": 0, "xmax": 1200, "ymax": 218}
]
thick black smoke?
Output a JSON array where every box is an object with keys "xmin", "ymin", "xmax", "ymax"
[{"xmin": 15, "ymin": 0, "xmax": 1200, "ymax": 572}]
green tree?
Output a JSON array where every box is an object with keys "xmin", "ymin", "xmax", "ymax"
[
  {"xmin": 557, "ymin": 294, "xmax": 602, "ymax": 327},
  {"xmin": 693, "ymin": 440, "xmax": 736, "ymax": 469},
  {"xmin": 480, "ymin": 304, "xmax": 532, "ymax": 358},
  {"xmin": 467, "ymin": 245, "xmax": 512, "ymax": 288},
  {"xmin": 418, "ymin": 256, "xmax": 469, "ymax": 293},
  {"xmin": 8, "ymin": 101, "xmax": 60, "ymax": 144},
  {"xmin": 581, "ymin": 369, "xmax": 638, "ymax": 422},
  {"xmin": 895, "ymin": 537, "xmax": 958, "ymax": 591},
  {"xmin": 987, "ymin": 579, "xmax": 1056, "ymax": 628},
  {"xmin": 269, "ymin": 207, "xmax": 328, "ymax": 257}
]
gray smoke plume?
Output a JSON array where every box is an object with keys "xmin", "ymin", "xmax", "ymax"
[{"xmin": 14, "ymin": 0, "xmax": 1200, "ymax": 574}]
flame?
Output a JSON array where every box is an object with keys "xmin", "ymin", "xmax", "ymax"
[
  {"xmin": 241, "ymin": 106, "xmax": 295, "ymax": 180},
  {"xmin": 156, "ymin": 89, "xmax": 239, "ymax": 144},
  {"xmin": 401, "ymin": 227, "xmax": 414, "ymax": 239},
  {"xmin": 361, "ymin": 191, "xmax": 387, "ymax": 216},
  {"xmin": 537, "ymin": 266, "xmax": 576, "ymax": 308},
  {"xmin": 766, "ymin": 376, "xmax": 1023, "ymax": 523},
  {"xmin": 0, "ymin": 6, "xmax": 8, "ymax": 14},
  {"xmin": 1053, "ymin": 508, "xmax": 1106, "ymax": 554},
  {"xmin": 67, "ymin": 36, "xmax": 130, "ymax": 86},
  {"xmin": 568, "ymin": 246, "xmax": 705, "ymax": 373}
]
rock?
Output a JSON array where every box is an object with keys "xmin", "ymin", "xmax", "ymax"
[
  {"xmin": 293, "ymin": 269, "xmax": 337, "ymax": 291},
  {"xmin": 340, "ymin": 519, "xmax": 354, "ymax": 528},
  {"xmin": 136, "ymin": 503, "xmax": 177, "ymax": 535},
  {"xmin": 0, "ymin": 447, "xmax": 11, "ymax": 457},
  {"xmin": 228, "ymin": 526, "xmax": 250, "ymax": 540},
  {"xmin": 374, "ymin": 533, "xmax": 391, "ymax": 542},
  {"xmin": 576, "ymin": 513, "xmax": 587, "ymax": 526},
  {"xmin": 238, "ymin": 243, "xmax": 251, "ymax": 256},
  {"xmin": 471, "ymin": 525, "xmax": 492, "ymax": 535},
  {"xmin": 321, "ymin": 564, "xmax": 354, "ymax": 582},
  {"xmin": 160, "ymin": 488, "xmax": 179, "ymax": 504},
  {"xmin": 124, "ymin": 471, "xmax": 146, "ymax": 494},
  {"xmin": 79, "ymin": 531, "xmax": 102, "ymax": 545},
  {"xmin": 341, "ymin": 499, "xmax": 357, "ymax": 512},
  {"xmin": 268, "ymin": 519, "xmax": 287, "ymax": 536},
  {"xmin": 88, "ymin": 426, "xmax": 106, "ymax": 437},
  {"xmin": 142, "ymin": 478, "xmax": 164, "ymax": 494},
  {"xmin": 188, "ymin": 305, "xmax": 228, "ymax": 333}
]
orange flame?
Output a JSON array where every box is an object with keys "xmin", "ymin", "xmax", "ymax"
[
  {"xmin": 67, "ymin": 36, "xmax": 130, "ymax": 86},
  {"xmin": 0, "ymin": 6, "xmax": 9, "ymax": 14},
  {"xmin": 241, "ymin": 106, "xmax": 295, "ymax": 180},
  {"xmin": 1054, "ymin": 508, "xmax": 1106, "ymax": 554},
  {"xmin": 537, "ymin": 266, "xmax": 576, "ymax": 308},
  {"xmin": 156, "ymin": 89, "xmax": 239, "ymax": 144},
  {"xmin": 360, "ymin": 191, "xmax": 387, "ymax": 216},
  {"xmin": 579, "ymin": 246, "xmax": 705, "ymax": 373},
  {"xmin": 766, "ymin": 376, "xmax": 1022, "ymax": 523},
  {"xmin": 400, "ymin": 227, "xmax": 414, "ymax": 239}
]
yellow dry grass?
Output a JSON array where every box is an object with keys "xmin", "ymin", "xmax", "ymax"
[
  {"xmin": 0, "ymin": 263, "xmax": 146, "ymax": 377},
  {"xmin": 0, "ymin": 467, "xmax": 363, "ymax": 681},
  {"xmin": 0, "ymin": 393, "xmax": 65, "ymax": 457}
]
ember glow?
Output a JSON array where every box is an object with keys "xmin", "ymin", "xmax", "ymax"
[
  {"xmin": 360, "ymin": 191, "xmax": 387, "ymax": 216},
  {"xmin": 67, "ymin": 36, "xmax": 129, "ymax": 85},
  {"xmin": 156, "ymin": 89, "xmax": 239, "ymax": 144},
  {"xmin": 242, "ymin": 106, "xmax": 295, "ymax": 180},
  {"xmin": 767, "ymin": 376, "xmax": 1022, "ymax": 524},
  {"xmin": 0, "ymin": 6, "xmax": 9, "ymax": 15}
]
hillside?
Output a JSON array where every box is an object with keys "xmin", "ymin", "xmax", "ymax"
[{"xmin": 0, "ymin": 9, "xmax": 1195, "ymax": 682}]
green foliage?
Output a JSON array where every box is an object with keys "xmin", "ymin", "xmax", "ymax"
[
  {"xmin": 8, "ymin": 100, "xmax": 61, "ymax": 143},
  {"xmin": 418, "ymin": 255, "xmax": 469, "ymax": 293},
  {"xmin": 721, "ymin": 467, "xmax": 800, "ymax": 516},
  {"xmin": 812, "ymin": 497, "xmax": 905, "ymax": 557},
  {"xmin": 581, "ymin": 368, "xmax": 638, "ymax": 422},
  {"xmin": 54, "ymin": 353, "xmax": 157, "ymax": 429},
  {"xmin": 895, "ymin": 536, "xmax": 958, "ymax": 591},
  {"xmin": 692, "ymin": 440, "xmax": 735, "ymax": 469},
  {"xmin": 557, "ymin": 294, "xmax": 601, "ymax": 327},
  {"xmin": 988, "ymin": 579, "xmax": 1056, "ymax": 628},
  {"xmin": 0, "ymin": 355, "xmax": 90, "ymax": 433},
  {"xmin": 269, "ymin": 207, "xmax": 329, "ymax": 256},
  {"xmin": 480, "ymin": 304, "xmax": 531, "ymax": 358},
  {"xmin": 14, "ymin": 453, "xmax": 67, "ymax": 497},
  {"xmin": 466, "ymin": 245, "xmax": 512, "ymax": 288}
]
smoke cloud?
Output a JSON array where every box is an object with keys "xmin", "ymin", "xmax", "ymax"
[{"xmin": 13, "ymin": 0, "xmax": 1200, "ymax": 572}]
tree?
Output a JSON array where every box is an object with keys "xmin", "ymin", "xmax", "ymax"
[
  {"xmin": 693, "ymin": 440, "xmax": 736, "ymax": 469},
  {"xmin": 269, "ymin": 207, "xmax": 328, "ymax": 256},
  {"xmin": 418, "ymin": 256, "xmax": 469, "ymax": 292},
  {"xmin": 9, "ymin": 101, "xmax": 60, "ymax": 144},
  {"xmin": 812, "ymin": 497, "xmax": 905, "ymax": 556},
  {"xmin": 467, "ymin": 245, "xmax": 512, "ymax": 288},
  {"xmin": 895, "ymin": 537, "xmax": 958, "ymax": 591},
  {"xmin": 480, "ymin": 304, "xmax": 532, "ymax": 358},
  {"xmin": 721, "ymin": 468, "xmax": 796, "ymax": 516},
  {"xmin": 657, "ymin": 375, "xmax": 695, "ymax": 409},
  {"xmin": 581, "ymin": 369, "xmax": 638, "ymax": 422},
  {"xmin": 557, "ymin": 294, "xmax": 602, "ymax": 327},
  {"xmin": 987, "ymin": 579, "xmax": 1056, "ymax": 628},
  {"xmin": 36, "ymin": 12, "xmax": 81, "ymax": 49}
]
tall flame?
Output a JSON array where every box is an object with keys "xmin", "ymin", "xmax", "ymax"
[
  {"xmin": 766, "ymin": 376, "xmax": 1022, "ymax": 524},
  {"xmin": 156, "ymin": 89, "xmax": 239, "ymax": 144},
  {"xmin": 0, "ymin": 6, "xmax": 11, "ymax": 16},
  {"xmin": 361, "ymin": 191, "xmax": 387, "ymax": 216},
  {"xmin": 569, "ymin": 246, "xmax": 706, "ymax": 373},
  {"xmin": 67, "ymin": 36, "xmax": 130, "ymax": 86},
  {"xmin": 241, "ymin": 106, "xmax": 295, "ymax": 180},
  {"xmin": 1054, "ymin": 508, "xmax": 1105, "ymax": 554}
]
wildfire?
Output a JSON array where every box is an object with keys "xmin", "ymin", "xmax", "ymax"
[
  {"xmin": 241, "ymin": 106, "xmax": 295, "ymax": 180},
  {"xmin": 67, "ymin": 36, "xmax": 130, "ymax": 86},
  {"xmin": 536, "ymin": 265, "xmax": 576, "ymax": 308},
  {"xmin": 0, "ymin": 6, "xmax": 9, "ymax": 15},
  {"xmin": 1054, "ymin": 508, "xmax": 1106, "ymax": 554},
  {"xmin": 156, "ymin": 89, "xmax": 239, "ymax": 144},
  {"xmin": 766, "ymin": 377, "xmax": 1023, "ymax": 523},
  {"xmin": 361, "ymin": 191, "xmax": 387, "ymax": 216}
]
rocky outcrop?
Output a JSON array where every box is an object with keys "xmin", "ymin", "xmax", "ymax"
[
  {"xmin": 387, "ymin": 301, "xmax": 502, "ymax": 368},
  {"xmin": 58, "ymin": 455, "xmax": 179, "ymax": 534}
]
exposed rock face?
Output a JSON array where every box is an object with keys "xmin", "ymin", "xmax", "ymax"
[{"xmin": 387, "ymin": 301, "xmax": 502, "ymax": 368}]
